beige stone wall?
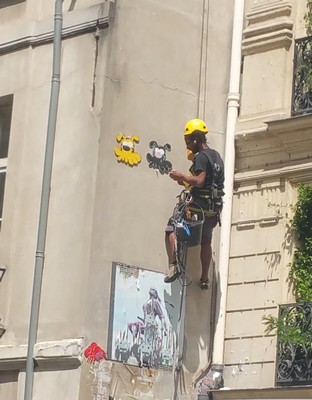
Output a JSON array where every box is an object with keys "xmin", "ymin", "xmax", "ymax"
[
  {"xmin": 0, "ymin": 17, "xmax": 107, "ymax": 344},
  {"xmin": 2, "ymin": 0, "xmax": 311, "ymax": 397},
  {"xmin": 83, "ymin": 0, "xmax": 233, "ymax": 398},
  {"xmin": 0, "ymin": 1, "xmax": 110, "ymax": 398},
  {"xmin": 222, "ymin": 0, "xmax": 312, "ymax": 391},
  {"xmin": 239, "ymin": 0, "xmax": 294, "ymax": 133},
  {"xmin": 0, "ymin": 0, "xmax": 233, "ymax": 399},
  {"xmin": 224, "ymin": 178, "xmax": 294, "ymax": 388}
]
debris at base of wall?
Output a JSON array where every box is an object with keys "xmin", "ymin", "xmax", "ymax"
[
  {"xmin": 196, "ymin": 364, "xmax": 224, "ymax": 395},
  {"xmin": 83, "ymin": 342, "xmax": 112, "ymax": 400},
  {"xmin": 89, "ymin": 360, "xmax": 112, "ymax": 400}
]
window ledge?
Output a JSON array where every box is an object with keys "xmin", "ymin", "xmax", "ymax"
[{"xmin": 0, "ymin": 338, "xmax": 85, "ymax": 370}]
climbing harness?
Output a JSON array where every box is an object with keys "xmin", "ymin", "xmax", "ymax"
[{"xmin": 188, "ymin": 148, "xmax": 224, "ymax": 227}]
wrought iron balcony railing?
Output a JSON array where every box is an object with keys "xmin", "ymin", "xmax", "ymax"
[
  {"xmin": 292, "ymin": 36, "xmax": 312, "ymax": 116},
  {"xmin": 276, "ymin": 302, "xmax": 312, "ymax": 386}
]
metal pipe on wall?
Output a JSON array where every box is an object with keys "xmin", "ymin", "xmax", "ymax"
[
  {"xmin": 24, "ymin": 1, "xmax": 63, "ymax": 399},
  {"xmin": 212, "ymin": 0, "xmax": 245, "ymax": 366}
]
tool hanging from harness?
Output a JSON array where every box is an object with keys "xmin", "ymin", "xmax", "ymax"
[{"xmin": 189, "ymin": 149, "xmax": 225, "ymax": 226}]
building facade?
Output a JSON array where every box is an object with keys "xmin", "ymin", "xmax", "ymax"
[
  {"xmin": 220, "ymin": 0, "xmax": 312, "ymax": 399},
  {"xmin": 0, "ymin": 0, "xmax": 233, "ymax": 399},
  {"xmin": 1, "ymin": 0, "xmax": 312, "ymax": 399}
]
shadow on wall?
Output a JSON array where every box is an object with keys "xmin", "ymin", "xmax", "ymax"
[
  {"xmin": 0, "ymin": 0, "xmax": 24, "ymax": 9},
  {"xmin": 163, "ymin": 280, "xmax": 182, "ymax": 345},
  {"xmin": 68, "ymin": 0, "xmax": 77, "ymax": 12},
  {"xmin": 182, "ymin": 251, "xmax": 220, "ymax": 385},
  {"xmin": 0, "ymin": 371, "xmax": 18, "ymax": 384}
]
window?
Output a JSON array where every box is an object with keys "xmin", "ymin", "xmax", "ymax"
[
  {"xmin": 0, "ymin": 371, "xmax": 18, "ymax": 399},
  {"xmin": 0, "ymin": 95, "xmax": 13, "ymax": 228},
  {"xmin": 0, "ymin": 0, "xmax": 25, "ymax": 9}
]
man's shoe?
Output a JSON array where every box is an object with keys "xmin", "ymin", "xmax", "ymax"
[
  {"xmin": 200, "ymin": 278, "xmax": 209, "ymax": 290},
  {"xmin": 164, "ymin": 263, "xmax": 179, "ymax": 283}
]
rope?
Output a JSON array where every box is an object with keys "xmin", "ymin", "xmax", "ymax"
[{"xmin": 171, "ymin": 191, "xmax": 195, "ymax": 397}]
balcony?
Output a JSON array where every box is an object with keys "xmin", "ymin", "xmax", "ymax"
[
  {"xmin": 292, "ymin": 36, "xmax": 312, "ymax": 116},
  {"xmin": 276, "ymin": 302, "xmax": 312, "ymax": 386}
]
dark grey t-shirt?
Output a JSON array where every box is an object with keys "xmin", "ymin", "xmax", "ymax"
[{"xmin": 190, "ymin": 148, "xmax": 224, "ymax": 200}]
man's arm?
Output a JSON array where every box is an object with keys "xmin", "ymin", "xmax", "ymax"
[{"xmin": 169, "ymin": 170, "xmax": 206, "ymax": 187}]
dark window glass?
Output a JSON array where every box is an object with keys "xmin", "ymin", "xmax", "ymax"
[
  {"xmin": 0, "ymin": 94, "xmax": 13, "ymax": 227},
  {"xmin": 0, "ymin": 106, "xmax": 12, "ymax": 158},
  {"xmin": 0, "ymin": 172, "xmax": 6, "ymax": 219},
  {"xmin": 0, "ymin": 0, "xmax": 25, "ymax": 9}
]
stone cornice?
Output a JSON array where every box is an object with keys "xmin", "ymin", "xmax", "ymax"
[
  {"xmin": 267, "ymin": 113, "xmax": 312, "ymax": 134},
  {"xmin": 236, "ymin": 113, "xmax": 312, "ymax": 154},
  {"xmin": 0, "ymin": 338, "xmax": 84, "ymax": 370},
  {"xmin": 235, "ymin": 114, "xmax": 312, "ymax": 182},
  {"xmin": 242, "ymin": 1, "xmax": 293, "ymax": 55},
  {"xmin": 246, "ymin": 1, "xmax": 292, "ymax": 23},
  {"xmin": 235, "ymin": 160, "xmax": 312, "ymax": 184},
  {"xmin": 242, "ymin": 26, "xmax": 293, "ymax": 54},
  {"xmin": 0, "ymin": 4, "xmax": 110, "ymax": 55}
]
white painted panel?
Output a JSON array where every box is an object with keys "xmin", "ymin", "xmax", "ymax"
[
  {"xmin": 230, "ymin": 224, "xmax": 285, "ymax": 257},
  {"xmin": 225, "ymin": 308, "xmax": 278, "ymax": 338},
  {"xmin": 228, "ymin": 254, "xmax": 281, "ymax": 284},
  {"xmin": 223, "ymin": 362, "xmax": 275, "ymax": 389},
  {"xmin": 227, "ymin": 281, "xmax": 281, "ymax": 311},
  {"xmin": 224, "ymin": 336, "xmax": 277, "ymax": 364}
]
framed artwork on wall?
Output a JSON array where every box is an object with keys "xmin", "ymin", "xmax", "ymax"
[{"xmin": 107, "ymin": 262, "xmax": 182, "ymax": 369}]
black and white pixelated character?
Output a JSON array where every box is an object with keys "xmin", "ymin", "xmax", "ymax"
[{"xmin": 146, "ymin": 141, "xmax": 172, "ymax": 175}]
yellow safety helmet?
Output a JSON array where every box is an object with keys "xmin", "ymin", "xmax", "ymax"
[{"xmin": 184, "ymin": 118, "xmax": 208, "ymax": 136}]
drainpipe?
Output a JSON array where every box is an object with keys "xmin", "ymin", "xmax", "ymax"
[
  {"xmin": 24, "ymin": 1, "xmax": 63, "ymax": 399},
  {"xmin": 212, "ymin": 0, "xmax": 245, "ymax": 376},
  {"xmin": 197, "ymin": 1, "xmax": 245, "ymax": 396}
]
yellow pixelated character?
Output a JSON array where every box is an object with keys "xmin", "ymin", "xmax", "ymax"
[{"xmin": 114, "ymin": 133, "xmax": 142, "ymax": 166}]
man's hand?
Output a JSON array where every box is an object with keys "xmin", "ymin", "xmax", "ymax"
[
  {"xmin": 169, "ymin": 170, "xmax": 185, "ymax": 182},
  {"xmin": 170, "ymin": 170, "xmax": 206, "ymax": 188}
]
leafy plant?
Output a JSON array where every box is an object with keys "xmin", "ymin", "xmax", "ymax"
[
  {"xmin": 263, "ymin": 185, "xmax": 312, "ymax": 345},
  {"xmin": 262, "ymin": 312, "xmax": 312, "ymax": 349},
  {"xmin": 290, "ymin": 185, "xmax": 312, "ymax": 302},
  {"xmin": 295, "ymin": 63, "xmax": 312, "ymax": 93},
  {"xmin": 304, "ymin": 0, "xmax": 312, "ymax": 36},
  {"xmin": 296, "ymin": 1, "xmax": 312, "ymax": 93},
  {"xmin": 261, "ymin": 1, "xmax": 312, "ymax": 360}
]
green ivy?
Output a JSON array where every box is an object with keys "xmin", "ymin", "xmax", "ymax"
[
  {"xmin": 263, "ymin": 184, "xmax": 312, "ymax": 344},
  {"xmin": 263, "ymin": 312, "xmax": 312, "ymax": 350},
  {"xmin": 290, "ymin": 185, "xmax": 312, "ymax": 302},
  {"xmin": 296, "ymin": 2, "xmax": 312, "ymax": 93},
  {"xmin": 295, "ymin": 63, "xmax": 312, "ymax": 93},
  {"xmin": 262, "ymin": 0, "xmax": 312, "ymax": 347},
  {"xmin": 304, "ymin": 0, "xmax": 312, "ymax": 36}
]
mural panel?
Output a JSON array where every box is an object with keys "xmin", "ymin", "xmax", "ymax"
[{"xmin": 108, "ymin": 262, "xmax": 181, "ymax": 369}]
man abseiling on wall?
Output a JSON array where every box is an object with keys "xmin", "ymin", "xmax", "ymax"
[{"xmin": 164, "ymin": 119, "xmax": 225, "ymax": 290}]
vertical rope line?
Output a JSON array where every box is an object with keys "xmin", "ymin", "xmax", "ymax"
[
  {"xmin": 203, "ymin": 0, "xmax": 210, "ymax": 122},
  {"xmin": 197, "ymin": 0, "xmax": 206, "ymax": 118},
  {"xmin": 91, "ymin": 27, "xmax": 100, "ymax": 109}
]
